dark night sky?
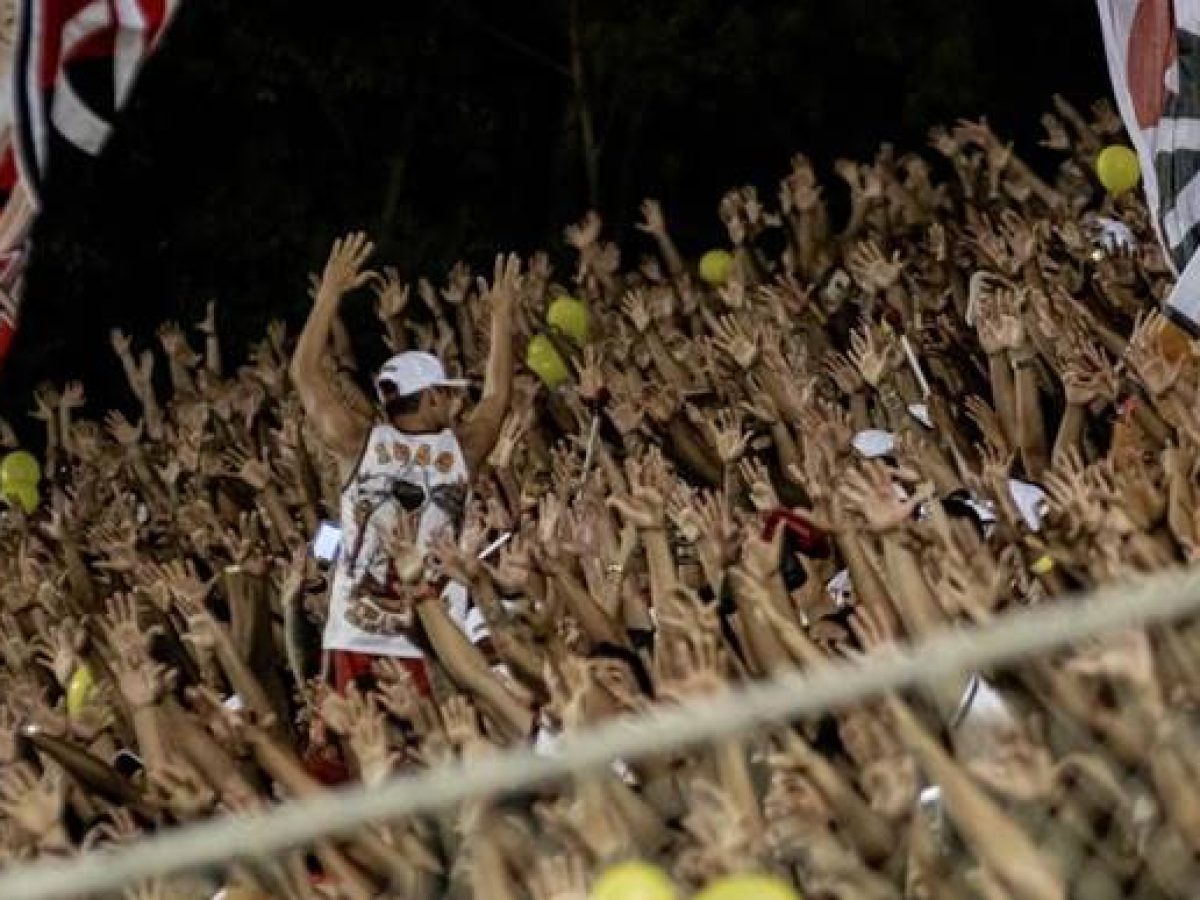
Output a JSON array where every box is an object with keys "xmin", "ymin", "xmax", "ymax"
[{"xmin": 0, "ymin": 0, "xmax": 1111, "ymax": 427}]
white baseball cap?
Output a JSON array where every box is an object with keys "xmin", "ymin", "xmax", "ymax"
[{"xmin": 376, "ymin": 351, "xmax": 468, "ymax": 398}]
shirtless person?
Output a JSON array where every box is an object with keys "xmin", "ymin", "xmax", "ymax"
[{"xmin": 290, "ymin": 232, "xmax": 518, "ymax": 692}]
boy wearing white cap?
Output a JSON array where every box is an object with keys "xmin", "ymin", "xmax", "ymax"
[{"xmin": 290, "ymin": 233, "xmax": 519, "ymax": 693}]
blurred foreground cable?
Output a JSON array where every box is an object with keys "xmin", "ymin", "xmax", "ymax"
[{"xmin": 2, "ymin": 566, "xmax": 1200, "ymax": 899}]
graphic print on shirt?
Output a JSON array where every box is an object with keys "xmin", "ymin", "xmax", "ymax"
[{"xmin": 323, "ymin": 426, "xmax": 470, "ymax": 656}]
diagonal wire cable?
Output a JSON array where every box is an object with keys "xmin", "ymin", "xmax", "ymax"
[{"xmin": 2, "ymin": 566, "xmax": 1199, "ymax": 899}]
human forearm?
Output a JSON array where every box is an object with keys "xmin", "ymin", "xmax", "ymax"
[
  {"xmin": 987, "ymin": 353, "xmax": 1018, "ymax": 447},
  {"xmin": 59, "ymin": 535, "xmax": 96, "ymax": 612},
  {"xmin": 203, "ymin": 603, "xmax": 280, "ymax": 730},
  {"xmin": 469, "ymin": 834, "xmax": 522, "ymax": 900},
  {"xmin": 665, "ymin": 417, "xmax": 722, "ymax": 486},
  {"xmin": 1167, "ymin": 471, "xmax": 1197, "ymax": 550},
  {"xmin": 1051, "ymin": 403, "xmax": 1085, "ymax": 467},
  {"xmin": 550, "ymin": 568, "xmax": 625, "ymax": 647},
  {"xmin": 259, "ymin": 485, "xmax": 303, "ymax": 547},
  {"xmin": 380, "ymin": 315, "xmax": 407, "ymax": 353},
  {"xmin": 131, "ymin": 704, "xmax": 169, "ymax": 774},
  {"xmin": 879, "ymin": 537, "xmax": 963, "ymax": 717},
  {"xmin": 652, "ymin": 231, "xmax": 686, "ymax": 278},
  {"xmin": 836, "ymin": 531, "xmax": 895, "ymax": 626},
  {"xmin": 205, "ymin": 332, "xmax": 221, "ymax": 377},
  {"xmin": 849, "ymin": 391, "xmax": 871, "ymax": 431},
  {"xmin": 879, "ymin": 539, "xmax": 942, "ymax": 637},
  {"xmin": 293, "ymin": 285, "xmax": 344, "ymax": 380},
  {"xmin": 888, "ymin": 697, "xmax": 1064, "ymax": 900},
  {"xmin": 166, "ymin": 356, "xmax": 196, "ymax": 396},
  {"xmin": 460, "ymin": 297, "xmax": 516, "ymax": 471},
  {"xmin": 714, "ymin": 737, "xmax": 764, "ymax": 837},
  {"xmin": 417, "ymin": 598, "xmax": 532, "ymax": 742},
  {"xmin": 644, "ymin": 329, "xmax": 689, "ymax": 388},
  {"xmin": 639, "ymin": 527, "xmax": 677, "ymax": 615},
  {"xmin": 733, "ymin": 572, "xmax": 794, "ymax": 676},
  {"xmin": 1011, "ymin": 353, "xmax": 1048, "ymax": 478}
]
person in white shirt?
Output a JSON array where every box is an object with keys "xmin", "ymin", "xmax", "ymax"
[{"xmin": 290, "ymin": 234, "xmax": 519, "ymax": 692}]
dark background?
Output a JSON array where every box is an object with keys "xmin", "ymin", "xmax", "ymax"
[{"xmin": 0, "ymin": 0, "xmax": 1110, "ymax": 426}]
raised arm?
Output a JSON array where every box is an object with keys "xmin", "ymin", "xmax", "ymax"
[
  {"xmin": 289, "ymin": 233, "xmax": 375, "ymax": 468},
  {"xmin": 458, "ymin": 253, "xmax": 520, "ymax": 474}
]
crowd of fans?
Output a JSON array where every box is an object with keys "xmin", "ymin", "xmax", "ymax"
[{"xmin": 0, "ymin": 94, "xmax": 1199, "ymax": 899}]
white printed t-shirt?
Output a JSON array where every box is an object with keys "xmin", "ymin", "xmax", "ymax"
[{"xmin": 323, "ymin": 424, "xmax": 485, "ymax": 657}]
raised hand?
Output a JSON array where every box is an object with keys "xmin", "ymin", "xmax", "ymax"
[
  {"xmin": 99, "ymin": 592, "xmax": 161, "ymax": 663},
  {"xmin": 370, "ymin": 266, "xmax": 410, "ymax": 321},
  {"xmin": 1090, "ymin": 98, "xmax": 1124, "ymax": 135},
  {"xmin": 528, "ymin": 852, "xmax": 589, "ymax": 900},
  {"xmin": 824, "ymin": 351, "xmax": 865, "ymax": 395},
  {"xmin": 103, "ymin": 410, "xmax": 144, "ymax": 448},
  {"xmin": 701, "ymin": 408, "xmax": 750, "ymax": 465},
  {"xmin": 110, "ymin": 328, "xmax": 134, "ymax": 358},
  {"xmin": 707, "ymin": 312, "xmax": 761, "ymax": 370},
  {"xmin": 974, "ymin": 285, "xmax": 1026, "ymax": 354},
  {"xmin": 30, "ymin": 382, "xmax": 59, "ymax": 423},
  {"xmin": 847, "ymin": 321, "xmax": 901, "ymax": 389},
  {"xmin": 195, "ymin": 299, "xmax": 218, "ymax": 336},
  {"xmin": 149, "ymin": 759, "xmax": 216, "ymax": 819},
  {"xmin": 1038, "ymin": 112, "xmax": 1071, "ymax": 151},
  {"xmin": 781, "ymin": 152, "xmax": 823, "ymax": 213},
  {"xmin": 564, "ymin": 210, "xmax": 603, "ymax": 251},
  {"xmin": 739, "ymin": 456, "xmax": 780, "ymax": 512},
  {"xmin": 32, "ymin": 618, "xmax": 87, "ymax": 688},
  {"xmin": 621, "ymin": 288, "xmax": 654, "ymax": 333},
  {"xmin": 221, "ymin": 446, "xmax": 273, "ymax": 490},
  {"xmin": 481, "ymin": 252, "xmax": 522, "ymax": 312},
  {"xmin": 607, "ymin": 453, "xmax": 668, "ymax": 529},
  {"xmin": 927, "ymin": 125, "xmax": 959, "ymax": 158},
  {"xmin": 113, "ymin": 656, "xmax": 174, "ymax": 710},
  {"xmin": 839, "ymin": 461, "xmax": 931, "ymax": 532},
  {"xmin": 373, "ymin": 659, "xmax": 438, "ymax": 735},
  {"xmin": 0, "ymin": 762, "xmax": 66, "ymax": 842},
  {"xmin": 1125, "ymin": 310, "xmax": 1185, "ymax": 396},
  {"xmin": 156, "ymin": 321, "xmax": 194, "ymax": 361},
  {"xmin": 1060, "ymin": 340, "xmax": 1120, "ymax": 407},
  {"xmin": 60, "ymin": 380, "xmax": 86, "ymax": 411},
  {"xmin": 636, "ymin": 197, "xmax": 668, "ymax": 236},
  {"xmin": 847, "ymin": 239, "xmax": 903, "ymax": 293},
  {"xmin": 318, "ymin": 231, "xmax": 375, "ymax": 298}
]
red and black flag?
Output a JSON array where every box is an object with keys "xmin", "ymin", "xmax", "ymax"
[{"xmin": 0, "ymin": 0, "xmax": 180, "ymax": 369}]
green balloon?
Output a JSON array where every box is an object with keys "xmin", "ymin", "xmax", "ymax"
[
  {"xmin": 546, "ymin": 295, "xmax": 590, "ymax": 346},
  {"xmin": 3, "ymin": 481, "xmax": 38, "ymax": 513},
  {"xmin": 525, "ymin": 334, "xmax": 571, "ymax": 388},
  {"xmin": 1, "ymin": 450, "xmax": 41, "ymax": 486},
  {"xmin": 1095, "ymin": 145, "xmax": 1140, "ymax": 196}
]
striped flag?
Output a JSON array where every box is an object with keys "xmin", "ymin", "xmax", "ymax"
[
  {"xmin": 0, "ymin": 0, "xmax": 181, "ymax": 371},
  {"xmin": 1096, "ymin": 0, "xmax": 1200, "ymax": 333}
]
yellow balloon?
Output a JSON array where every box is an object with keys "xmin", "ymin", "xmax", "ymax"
[
  {"xmin": 1096, "ymin": 145, "xmax": 1140, "ymax": 195},
  {"xmin": 694, "ymin": 874, "xmax": 801, "ymax": 900},
  {"xmin": 3, "ymin": 480, "xmax": 38, "ymax": 513},
  {"xmin": 525, "ymin": 334, "xmax": 571, "ymax": 389},
  {"xmin": 547, "ymin": 295, "xmax": 590, "ymax": 346},
  {"xmin": 67, "ymin": 664, "xmax": 95, "ymax": 718},
  {"xmin": 590, "ymin": 861, "xmax": 677, "ymax": 900},
  {"xmin": 699, "ymin": 249, "xmax": 734, "ymax": 286},
  {"xmin": 0, "ymin": 450, "xmax": 40, "ymax": 487}
]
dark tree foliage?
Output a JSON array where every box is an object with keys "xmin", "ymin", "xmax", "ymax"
[{"xmin": 2, "ymin": 0, "xmax": 1107, "ymax": 425}]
